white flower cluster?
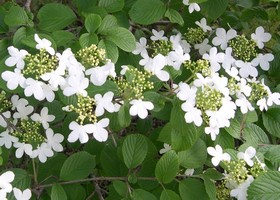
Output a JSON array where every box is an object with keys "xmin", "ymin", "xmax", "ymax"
[
  {"xmin": 0, "ymin": 95, "xmax": 63, "ymax": 163},
  {"xmin": 0, "ymin": 171, "xmax": 31, "ymax": 200}
]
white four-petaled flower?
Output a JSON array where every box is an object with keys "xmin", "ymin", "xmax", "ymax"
[
  {"xmin": 207, "ymin": 145, "xmax": 231, "ymax": 166},
  {"xmin": 129, "ymin": 99, "xmax": 154, "ymax": 119},
  {"xmin": 237, "ymin": 146, "xmax": 256, "ymax": 167}
]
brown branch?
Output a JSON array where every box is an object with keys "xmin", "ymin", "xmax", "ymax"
[{"xmin": 25, "ymin": 0, "xmax": 32, "ymax": 12}]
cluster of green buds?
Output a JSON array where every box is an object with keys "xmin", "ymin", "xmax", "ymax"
[
  {"xmin": 229, "ymin": 35, "xmax": 257, "ymax": 62},
  {"xmin": 76, "ymin": 44, "xmax": 107, "ymax": 68},
  {"xmin": 184, "ymin": 27, "xmax": 206, "ymax": 45},
  {"xmin": 248, "ymin": 82, "xmax": 268, "ymax": 102},
  {"xmin": 12, "ymin": 120, "xmax": 45, "ymax": 145},
  {"xmin": 115, "ymin": 67, "xmax": 154, "ymax": 101},
  {"xmin": 216, "ymin": 180, "xmax": 231, "ymax": 200},
  {"xmin": 67, "ymin": 94, "xmax": 97, "ymax": 125},
  {"xmin": 196, "ymin": 86, "xmax": 223, "ymax": 112},
  {"xmin": 23, "ymin": 49, "xmax": 58, "ymax": 79},
  {"xmin": 0, "ymin": 91, "xmax": 12, "ymax": 112},
  {"xmin": 150, "ymin": 40, "xmax": 173, "ymax": 57},
  {"xmin": 227, "ymin": 78, "xmax": 240, "ymax": 94},
  {"xmin": 184, "ymin": 59, "xmax": 211, "ymax": 76}
]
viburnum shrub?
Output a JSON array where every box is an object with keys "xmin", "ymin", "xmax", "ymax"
[{"xmin": 1, "ymin": 0, "xmax": 280, "ymax": 199}]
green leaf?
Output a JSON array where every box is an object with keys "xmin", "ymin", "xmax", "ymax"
[
  {"xmin": 122, "ymin": 134, "xmax": 148, "ymax": 169},
  {"xmin": 13, "ymin": 27, "xmax": 27, "ymax": 47},
  {"xmin": 225, "ymin": 119, "xmax": 241, "ymax": 139},
  {"xmin": 4, "ymin": 5, "xmax": 29, "ymax": 27},
  {"xmin": 189, "ymin": 0, "xmax": 208, "ymax": 2},
  {"xmin": 143, "ymin": 91, "xmax": 165, "ymax": 112},
  {"xmin": 85, "ymin": 14, "xmax": 102, "ymax": 33},
  {"xmin": 269, "ymin": 53, "xmax": 280, "ymax": 79},
  {"xmin": 113, "ymin": 180, "xmax": 127, "ymax": 197},
  {"xmin": 155, "ymin": 150, "xmax": 179, "ymax": 184},
  {"xmin": 51, "ymin": 184, "xmax": 67, "ymax": 200},
  {"xmin": 201, "ymin": 0, "xmax": 229, "ymax": 19},
  {"xmin": 60, "ymin": 151, "xmax": 95, "ymax": 181},
  {"xmin": 265, "ymin": 145, "xmax": 280, "ymax": 163},
  {"xmin": 133, "ymin": 189, "xmax": 157, "ymax": 200},
  {"xmin": 244, "ymin": 123, "xmax": 270, "ymax": 145},
  {"xmin": 105, "ymin": 27, "xmax": 136, "ymax": 52},
  {"xmin": 248, "ymin": 171, "xmax": 280, "ymax": 200},
  {"xmin": 98, "ymin": 39, "xmax": 119, "ymax": 63},
  {"xmin": 179, "ymin": 178, "xmax": 208, "ymax": 200},
  {"xmin": 241, "ymin": 7, "xmax": 268, "ymax": 21},
  {"xmin": 160, "ymin": 190, "xmax": 181, "ymax": 200},
  {"xmin": 203, "ymin": 168, "xmax": 224, "ymax": 180},
  {"xmin": 178, "ymin": 138, "xmax": 207, "ymax": 168},
  {"xmin": 0, "ymin": 8, "xmax": 8, "ymax": 33},
  {"xmin": 87, "ymin": 80, "xmax": 119, "ymax": 96},
  {"xmin": 214, "ymin": 129, "xmax": 234, "ymax": 149},
  {"xmin": 158, "ymin": 123, "xmax": 172, "ymax": 144},
  {"xmin": 170, "ymin": 98, "xmax": 203, "ymax": 151},
  {"xmin": 165, "ymin": 8, "xmax": 184, "ymax": 26},
  {"xmin": 79, "ymin": 33, "xmax": 98, "ymax": 47},
  {"xmin": 63, "ymin": 184, "xmax": 86, "ymax": 200},
  {"xmin": 38, "ymin": 3, "xmax": 77, "ymax": 32},
  {"xmin": 129, "ymin": 0, "xmax": 166, "ymax": 25},
  {"xmin": 44, "ymin": 100, "xmax": 65, "ymax": 123},
  {"xmin": 262, "ymin": 107, "xmax": 280, "ymax": 138},
  {"xmin": 52, "ymin": 30, "xmax": 76, "ymax": 47},
  {"xmin": 202, "ymin": 175, "xmax": 217, "ymax": 200},
  {"xmin": 118, "ymin": 104, "xmax": 131, "ymax": 128},
  {"xmin": 98, "ymin": 15, "xmax": 118, "ymax": 34},
  {"xmin": 98, "ymin": 0, "xmax": 124, "ymax": 13}
]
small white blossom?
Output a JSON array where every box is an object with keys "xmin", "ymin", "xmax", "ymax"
[
  {"xmin": 251, "ymin": 53, "xmax": 274, "ymax": 71},
  {"xmin": 237, "ymin": 146, "xmax": 256, "ymax": 167},
  {"xmin": 129, "ymin": 99, "xmax": 154, "ymax": 119},
  {"xmin": 183, "ymin": 0, "xmax": 200, "ymax": 13},
  {"xmin": 230, "ymin": 176, "xmax": 254, "ymax": 200},
  {"xmin": 0, "ymin": 171, "xmax": 15, "ymax": 193},
  {"xmin": 267, "ymin": 92, "xmax": 280, "ymax": 106},
  {"xmin": 120, "ymin": 65, "xmax": 129, "ymax": 75},
  {"xmin": 235, "ymin": 94, "xmax": 254, "ymax": 114},
  {"xmin": 195, "ymin": 18, "xmax": 211, "ymax": 32},
  {"xmin": 205, "ymin": 125, "xmax": 220, "ymax": 141},
  {"xmin": 86, "ymin": 62, "xmax": 116, "ymax": 86},
  {"xmin": 13, "ymin": 188, "xmax": 32, "ymax": 200},
  {"xmin": 145, "ymin": 54, "xmax": 170, "ymax": 81},
  {"xmin": 257, "ymin": 98, "xmax": 268, "ymax": 111},
  {"xmin": 68, "ymin": 121, "xmax": 94, "ymax": 144},
  {"xmin": 0, "ymin": 131, "xmax": 19, "ymax": 149},
  {"xmin": 13, "ymin": 101, "xmax": 34, "ymax": 120},
  {"xmin": 235, "ymin": 60, "xmax": 258, "ymax": 78},
  {"xmin": 181, "ymin": 102, "xmax": 203, "ymax": 126},
  {"xmin": 222, "ymin": 47, "xmax": 235, "ymax": 70},
  {"xmin": 31, "ymin": 107, "xmax": 55, "ymax": 129},
  {"xmin": 151, "ymin": 29, "xmax": 168, "ymax": 41},
  {"xmin": 46, "ymin": 128, "xmax": 64, "ymax": 152},
  {"xmin": 132, "ymin": 37, "xmax": 148, "ymax": 56},
  {"xmin": 251, "ymin": 26, "xmax": 271, "ymax": 49},
  {"xmin": 168, "ymin": 46, "xmax": 190, "ymax": 70},
  {"xmin": 159, "ymin": 143, "xmax": 172, "ymax": 154},
  {"xmin": 5, "ymin": 46, "xmax": 28, "ymax": 69},
  {"xmin": 40, "ymin": 66, "xmax": 66, "ymax": 89},
  {"xmin": 34, "ymin": 34, "xmax": 55, "ymax": 55},
  {"xmin": 63, "ymin": 74, "xmax": 89, "ymax": 97},
  {"xmin": 31, "ymin": 142, "xmax": 54, "ymax": 163},
  {"xmin": 91, "ymin": 118, "xmax": 110, "ymax": 142},
  {"xmin": 207, "ymin": 145, "xmax": 231, "ymax": 166},
  {"xmin": 203, "ymin": 47, "xmax": 225, "ymax": 72},
  {"xmin": 194, "ymin": 39, "xmax": 212, "ymax": 56},
  {"xmin": 1, "ymin": 69, "xmax": 26, "ymax": 90},
  {"xmin": 184, "ymin": 168, "xmax": 194, "ymax": 176},
  {"xmin": 94, "ymin": 92, "xmax": 115, "ymax": 117},
  {"xmin": 176, "ymin": 82, "xmax": 197, "ymax": 102},
  {"xmin": 0, "ymin": 111, "xmax": 11, "ymax": 128},
  {"xmin": 13, "ymin": 142, "xmax": 33, "ymax": 158},
  {"xmin": 212, "ymin": 28, "xmax": 237, "ymax": 50}
]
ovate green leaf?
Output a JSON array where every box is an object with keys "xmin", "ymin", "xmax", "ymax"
[
  {"xmin": 262, "ymin": 107, "xmax": 280, "ymax": 138},
  {"xmin": 85, "ymin": 14, "xmax": 102, "ymax": 33},
  {"xmin": 51, "ymin": 184, "xmax": 67, "ymax": 200}
]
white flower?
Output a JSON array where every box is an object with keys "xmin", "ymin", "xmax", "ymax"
[
  {"xmin": 184, "ymin": 168, "xmax": 194, "ymax": 176},
  {"xmin": 203, "ymin": 47, "xmax": 224, "ymax": 72},
  {"xmin": 0, "ymin": 131, "xmax": 19, "ymax": 148},
  {"xmin": 159, "ymin": 143, "xmax": 172, "ymax": 154},
  {"xmin": 251, "ymin": 53, "xmax": 274, "ymax": 71},
  {"xmin": 226, "ymin": 67, "xmax": 240, "ymax": 81},
  {"xmin": 176, "ymin": 82, "xmax": 197, "ymax": 102},
  {"xmin": 238, "ymin": 78, "xmax": 252, "ymax": 97},
  {"xmin": 67, "ymin": 121, "xmax": 94, "ymax": 144},
  {"xmin": 91, "ymin": 118, "xmax": 110, "ymax": 142},
  {"xmin": 40, "ymin": 67, "xmax": 66, "ymax": 89},
  {"xmin": 237, "ymin": 146, "xmax": 256, "ymax": 167},
  {"xmin": 207, "ymin": 145, "xmax": 231, "ymax": 166},
  {"xmin": 151, "ymin": 29, "xmax": 168, "ymax": 41},
  {"xmin": 257, "ymin": 98, "xmax": 268, "ymax": 111},
  {"xmin": 181, "ymin": 102, "xmax": 203, "ymax": 126},
  {"xmin": 5, "ymin": 46, "xmax": 28, "ymax": 69},
  {"xmin": 195, "ymin": 18, "xmax": 212, "ymax": 32},
  {"xmin": 63, "ymin": 74, "xmax": 89, "ymax": 97},
  {"xmin": 0, "ymin": 190, "xmax": 7, "ymax": 200},
  {"xmin": 230, "ymin": 176, "xmax": 254, "ymax": 200},
  {"xmin": 120, "ymin": 65, "xmax": 129, "ymax": 75},
  {"xmin": 212, "ymin": 28, "xmax": 237, "ymax": 50},
  {"xmin": 0, "ymin": 111, "xmax": 11, "ymax": 128},
  {"xmin": 183, "ymin": 0, "xmax": 200, "ymax": 13},
  {"xmin": 34, "ymin": 34, "xmax": 55, "ymax": 55},
  {"xmin": 222, "ymin": 47, "xmax": 235, "ymax": 70},
  {"xmin": 193, "ymin": 73, "xmax": 212, "ymax": 88},
  {"xmin": 13, "ymin": 101, "xmax": 34, "ymax": 120},
  {"xmin": 168, "ymin": 46, "xmax": 190, "ymax": 70},
  {"xmin": 235, "ymin": 94, "xmax": 254, "ymax": 114},
  {"xmin": 251, "ymin": 26, "xmax": 271, "ymax": 49},
  {"xmin": 24, "ymin": 78, "xmax": 55, "ymax": 101},
  {"xmin": 132, "ymin": 37, "xmax": 148, "ymax": 56},
  {"xmin": 86, "ymin": 62, "xmax": 116, "ymax": 86},
  {"xmin": 13, "ymin": 188, "xmax": 32, "ymax": 200},
  {"xmin": 31, "ymin": 107, "xmax": 55, "ymax": 129},
  {"xmin": 267, "ymin": 92, "xmax": 280, "ymax": 106},
  {"xmin": 129, "ymin": 99, "xmax": 154, "ymax": 119},
  {"xmin": 46, "ymin": 128, "xmax": 64, "ymax": 152},
  {"xmin": 145, "ymin": 54, "xmax": 170, "ymax": 81},
  {"xmin": 31, "ymin": 142, "xmax": 54, "ymax": 163},
  {"xmin": 0, "ymin": 171, "xmax": 15, "ymax": 193},
  {"xmin": 95, "ymin": 92, "xmax": 115, "ymax": 117},
  {"xmin": 13, "ymin": 142, "xmax": 33, "ymax": 158},
  {"xmin": 194, "ymin": 39, "xmax": 212, "ymax": 56},
  {"xmin": 205, "ymin": 125, "xmax": 220, "ymax": 141},
  {"xmin": 235, "ymin": 60, "xmax": 258, "ymax": 78},
  {"xmin": 1, "ymin": 69, "xmax": 26, "ymax": 90}
]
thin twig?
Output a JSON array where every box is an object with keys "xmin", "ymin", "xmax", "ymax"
[
  {"xmin": 25, "ymin": 0, "xmax": 32, "ymax": 12},
  {"xmin": 92, "ymin": 180, "xmax": 105, "ymax": 200}
]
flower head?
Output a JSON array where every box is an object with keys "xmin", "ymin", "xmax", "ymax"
[
  {"xmin": 5, "ymin": 46, "xmax": 28, "ymax": 69},
  {"xmin": 13, "ymin": 188, "xmax": 32, "ymax": 200},
  {"xmin": 251, "ymin": 26, "xmax": 271, "ymax": 49},
  {"xmin": 129, "ymin": 99, "xmax": 154, "ymax": 119},
  {"xmin": 34, "ymin": 34, "xmax": 55, "ymax": 55},
  {"xmin": 0, "ymin": 171, "xmax": 15, "ymax": 193},
  {"xmin": 237, "ymin": 146, "xmax": 256, "ymax": 167},
  {"xmin": 207, "ymin": 145, "xmax": 231, "ymax": 166}
]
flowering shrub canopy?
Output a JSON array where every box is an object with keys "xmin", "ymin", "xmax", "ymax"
[{"xmin": 1, "ymin": 0, "xmax": 280, "ymax": 199}]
